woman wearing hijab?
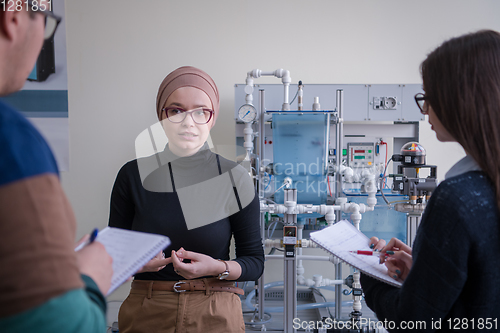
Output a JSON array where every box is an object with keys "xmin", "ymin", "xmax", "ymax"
[
  {"xmin": 109, "ymin": 66, "xmax": 264, "ymax": 333},
  {"xmin": 361, "ymin": 30, "xmax": 500, "ymax": 332}
]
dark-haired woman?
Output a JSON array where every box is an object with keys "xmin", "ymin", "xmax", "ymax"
[
  {"xmin": 362, "ymin": 30, "xmax": 500, "ymax": 332},
  {"xmin": 109, "ymin": 66, "xmax": 264, "ymax": 333}
]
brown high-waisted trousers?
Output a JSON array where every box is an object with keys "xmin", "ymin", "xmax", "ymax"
[{"xmin": 118, "ymin": 279, "xmax": 245, "ymax": 333}]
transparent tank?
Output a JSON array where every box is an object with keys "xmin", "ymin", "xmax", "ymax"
[
  {"xmin": 342, "ymin": 190, "xmax": 408, "ymax": 244},
  {"xmin": 272, "ymin": 113, "xmax": 329, "ymax": 206}
]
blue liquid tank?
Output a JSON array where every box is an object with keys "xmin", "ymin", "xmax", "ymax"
[{"xmin": 272, "ymin": 113, "xmax": 329, "ymax": 206}]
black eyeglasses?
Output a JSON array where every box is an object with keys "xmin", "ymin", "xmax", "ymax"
[
  {"xmin": 162, "ymin": 107, "xmax": 214, "ymax": 124},
  {"xmin": 414, "ymin": 93, "xmax": 429, "ymax": 115},
  {"xmin": 27, "ymin": 0, "xmax": 62, "ymax": 40}
]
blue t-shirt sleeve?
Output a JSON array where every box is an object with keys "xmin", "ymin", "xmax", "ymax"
[{"xmin": 0, "ymin": 101, "xmax": 58, "ymax": 186}]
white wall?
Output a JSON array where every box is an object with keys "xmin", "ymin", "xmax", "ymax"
[{"xmin": 62, "ymin": 0, "xmax": 500, "ymax": 302}]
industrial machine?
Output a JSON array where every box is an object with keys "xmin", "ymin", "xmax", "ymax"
[
  {"xmin": 234, "ymin": 69, "xmax": 437, "ymax": 332},
  {"xmin": 385, "ymin": 142, "xmax": 438, "ymax": 247}
]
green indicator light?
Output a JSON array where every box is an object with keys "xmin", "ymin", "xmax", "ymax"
[
  {"xmin": 368, "ymin": 150, "xmax": 372, "ymax": 153},
  {"xmin": 342, "ymin": 149, "xmax": 347, "ymax": 156},
  {"xmin": 354, "ymin": 156, "xmax": 366, "ymax": 159}
]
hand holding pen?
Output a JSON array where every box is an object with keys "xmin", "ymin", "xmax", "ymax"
[
  {"xmin": 368, "ymin": 236, "xmax": 413, "ymax": 282},
  {"xmin": 75, "ymin": 228, "xmax": 114, "ymax": 295},
  {"xmin": 349, "ymin": 250, "xmax": 394, "ymax": 257},
  {"xmin": 74, "ymin": 228, "xmax": 98, "ymax": 251}
]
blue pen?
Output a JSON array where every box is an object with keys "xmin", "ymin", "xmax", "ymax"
[
  {"xmin": 75, "ymin": 228, "xmax": 99, "ymax": 251},
  {"xmin": 89, "ymin": 228, "xmax": 99, "ymax": 243}
]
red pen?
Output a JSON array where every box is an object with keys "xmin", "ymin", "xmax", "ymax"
[{"xmin": 350, "ymin": 250, "xmax": 391, "ymax": 256}]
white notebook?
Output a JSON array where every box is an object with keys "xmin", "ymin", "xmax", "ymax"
[
  {"xmin": 76, "ymin": 227, "xmax": 171, "ymax": 295},
  {"xmin": 310, "ymin": 220, "xmax": 402, "ymax": 288}
]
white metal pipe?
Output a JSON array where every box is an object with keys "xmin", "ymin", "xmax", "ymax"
[
  {"xmin": 335, "ymin": 89, "xmax": 344, "ymax": 321},
  {"xmin": 283, "ymin": 83, "xmax": 289, "ymax": 103},
  {"xmin": 283, "ymin": 84, "xmax": 290, "ymax": 111},
  {"xmin": 335, "ymin": 90, "xmax": 344, "ymax": 199},
  {"xmin": 263, "ymin": 238, "xmax": 326, "ymax": 250},
  {"xmin": 265, "ymin": 255, "xmax": 334, "ymax": 261},
  {"xmin": 300, "ymin": 239, "xmax": 318, "ymax": 248},
  {"xmin": 258, "ymin": 212, "xmax": 266, "ymax": 321},
  {"xmin": 282, "ymin": 70, "xmax": 291, "ymax": 110},
  {"xmin": 244, "ymin": 75, "xmax": 254, "ymax": 105},
  {"xmin": 264, "ymin": 238, "xmax": 282, "ymax": 248},
  {"xmin": 248, "ymin": 69, "xmax": 261, "ymax": 78},
  {"xmin": 324, "ymin": 113, "xmax": 331, "ymax": 181},
  {"xmin": 297, "ymin": 278, "xmax": 344, "ymax": 288},
  {"xmin": 243, "ymin": 123, "xmax": 253, "ymax": 155},
  {"xmin": 245, "ymin": 68, "xmax": 291, "ymax": 112},
  {"xmin": 395, "ymin": 203, "xmax": 426, "ymax": 213},
  {"xmin": 258, "ymin": 89, "xmax": 265, "ymax": 199},
  {"xmin": 297, "ymin": 224, "xmax": 303, "ymax": 268},
  {"xmin": 260, "ymin": 201, "xmax": 375, "ymax": 217}
]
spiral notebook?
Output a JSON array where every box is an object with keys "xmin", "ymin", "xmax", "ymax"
[
  {"xmin": 310, "ymin": 220, "xmax": 402, "ymax": 288},
  {"xmin": 77, "ymin": 227, "xmax": 171, "ymax": 295}
]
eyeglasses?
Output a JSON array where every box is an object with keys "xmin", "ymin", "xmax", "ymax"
[
  {"xmin": 27, "ymin": 0, "xmax": 62, "ymax": 40},
  {"xmin": 414, "ymin": 93, "xmax": 429, "ymax": 115},
  {"xmin": 162, "ymin": 107, "xmax": 214, "ymax": 124}
]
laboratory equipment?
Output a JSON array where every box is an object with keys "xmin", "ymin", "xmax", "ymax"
[
  {"xmin": 238, "ymin": 104, "xmax": 257, "ymax": 123},
  {"xmin": 235, "ymin": 70, "xmax": 430, "ymax": 332},
  {"xmin": 388, "ymin": 142, "xmax": 438, "ymax": 246},
  {"xmin": 391, "ymin": 142, "xmax": 437, "ymax": 202}
]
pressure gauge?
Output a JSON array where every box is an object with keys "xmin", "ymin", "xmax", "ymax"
[{"xmin": 238, "ymin": 104, "xmax": 257, "ymax": 123}]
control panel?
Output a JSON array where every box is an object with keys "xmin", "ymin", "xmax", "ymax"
[{"xmin": 347, "ymin": 142, "xmax": 374, "ymax": 168}]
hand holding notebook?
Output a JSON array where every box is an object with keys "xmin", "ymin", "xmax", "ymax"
[
  {"xmin": 76, "ymin": 227, "xmax": 171, "ymax": 295},
  {"xmin": 310, "ymin": 220, "xmax": 402, "ymax": 288}
]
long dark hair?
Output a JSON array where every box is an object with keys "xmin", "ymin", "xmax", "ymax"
[{"xmin": 421, "ymin": 30, "xmax": 500, "ymax": 209}]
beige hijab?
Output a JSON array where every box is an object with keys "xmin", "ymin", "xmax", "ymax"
[{"xmin": 156, "ymin": 66, "xmax": 220, "ymax": 127}]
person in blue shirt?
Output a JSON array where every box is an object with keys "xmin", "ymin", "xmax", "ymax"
[
  {"xmin": 0, "ymin": 2, "xmax": 113, "ymax": 332},
  {"xmin": 363, "ymin": 30, "xmax": 500, "ymax": 332}
]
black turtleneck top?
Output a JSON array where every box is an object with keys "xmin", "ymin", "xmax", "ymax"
[{"xmin": 108, "ymin": 144, "xmax": 264, "ymax": 282}]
